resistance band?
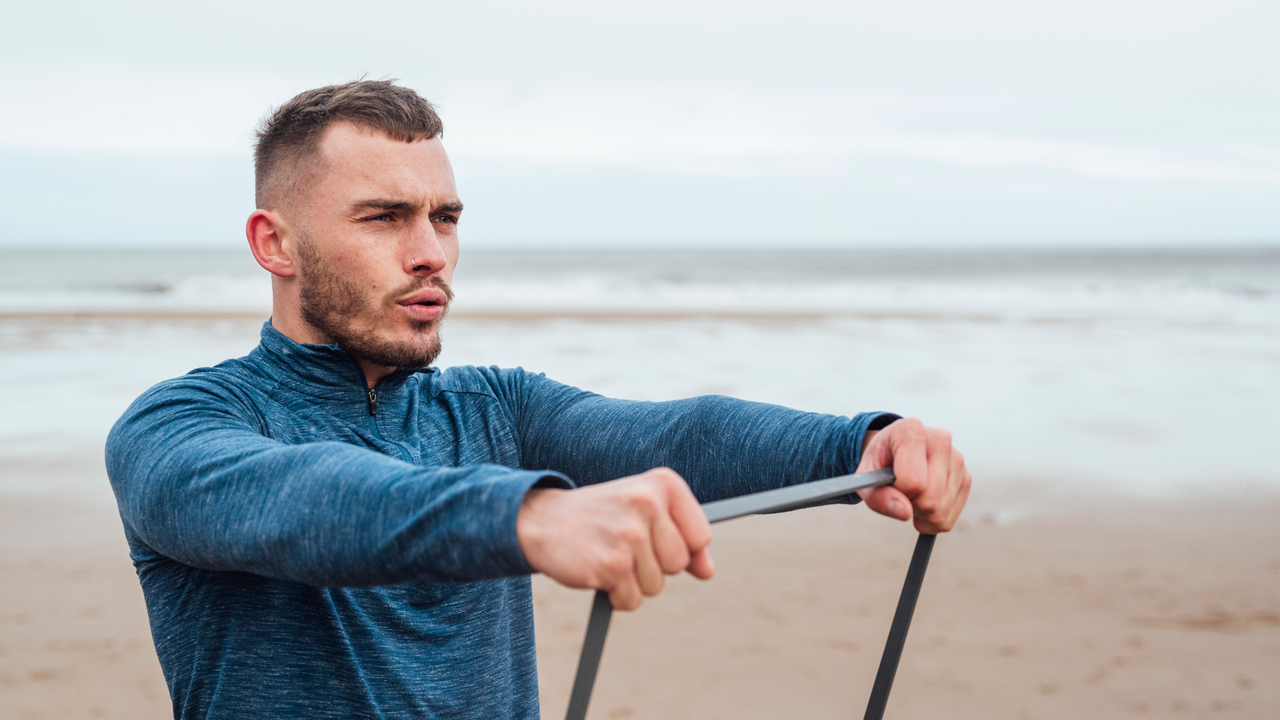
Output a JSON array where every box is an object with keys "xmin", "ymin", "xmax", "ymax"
[{"xmin": 565, "ymin": 468, "xmax": 937, "ymax": 719}]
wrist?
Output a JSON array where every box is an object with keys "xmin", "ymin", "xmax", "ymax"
[
  {"xmin": 516, "ymin": 487, "xmax": 565, "ymax": 571},
  {"xmin": 861, "ymin": 429, "xmax": 880, "ymax": 456}
]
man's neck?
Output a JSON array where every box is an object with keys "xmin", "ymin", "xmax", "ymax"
[
  {"xmin": 269, "ymin": 315, "xmax": 395, "ymax": 390},
  {"xmin": 355, "ymin": 358, "xmax": 398, "ymax": 389}
]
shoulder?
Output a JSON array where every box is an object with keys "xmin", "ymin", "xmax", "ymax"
[
  {"xmin": 422, "ymin": 365, "xmax": 599, "ymax": 421},
  {"xmin": 105, "ymin": 357, "xmax": 274, "ymax": 473},
  {"xmin": 144, "ymin": 356, "xmax": 271, "ymax": 404},
  {"xmin": 426, "ymin": 364, "xmax": 544, "ymax": 401},
  {"xmin": 114, "ymin": 357, "xmax": 274, "ymax": 434}
]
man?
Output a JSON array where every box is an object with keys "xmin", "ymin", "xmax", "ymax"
[{"xmin": 107, "ymin": 80, "xmax": 971, "ymax": 719}]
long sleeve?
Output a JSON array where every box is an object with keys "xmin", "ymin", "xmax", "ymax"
[
  {"xmin": 506, "ymin": 370, "xmax": 895, "ymax": 503},
  {"xmin": 105, "ymin": 377, "xmax": 569, "ymax": 588}
]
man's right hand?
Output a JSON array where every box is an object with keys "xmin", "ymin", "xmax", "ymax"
[{"xmin": 516, "ymin": 468, "xmax": 714, "ymax": 611}]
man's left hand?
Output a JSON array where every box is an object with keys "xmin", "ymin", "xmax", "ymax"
[{"xmin": 855, "ymin": 418, "xmax": 971, "ymax": 533}]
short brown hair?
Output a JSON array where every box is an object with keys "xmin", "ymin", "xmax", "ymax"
[{"xmin": 253, "ymin": 80, "xmax": 444, "ymax": 209}]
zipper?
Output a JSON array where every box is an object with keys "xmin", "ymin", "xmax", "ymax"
[
  {"xmin": 364, "ymin": 386, "xmax": 411, "ymax": 463},
  {"xmin": 347, "ymin": 355, "xmax": 412, "ymax": 463}
]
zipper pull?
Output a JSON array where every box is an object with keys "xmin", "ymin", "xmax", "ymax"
[{"xmin": 367, "ymin": 388, "xmax": 378, "ymax": 416}]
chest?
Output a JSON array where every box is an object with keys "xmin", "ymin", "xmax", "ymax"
[{"xmin": 260, "ymin": 388, "xmax": 524, "ymax": 470}]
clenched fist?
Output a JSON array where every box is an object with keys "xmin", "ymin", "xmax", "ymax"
[
  {"xmin": 856, "ymin": 418, "xmax": 972, "ymax": 534},
  {"xmin": 517, "ymin": 467, "xmax": 713, "ymax": 611}
]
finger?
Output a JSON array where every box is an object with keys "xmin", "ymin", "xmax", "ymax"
[
  {"xmin": 598, "ymin": 539, "xmax": 644, "ymax": 609},
  {"xmin": 912, "ymin": 427, "xmax": 953, "ymax": 528},
  {"xmin": 650, "ymin": 512, "xmax": 691, "ymax": 576},
  {"xmin": 687, "ymin": 547, "xmax": 715, "ymax": 580},
  {"xmin": 887, "ymin": 418, "xmax": 930, "ymax": 500},
  {"xmin": 947, "ymin": 448, "xmax": 966, "ymax": 507},
  {"xmin": 943, "ymin": 465, "xmax": 972, "ymax": 530},
  {"xmin": 948, "ymin": 448, "xmax": 966, "ymax": 497},
  {"xmin": 914, "ymin": 439, "xmax": 966, "ymax": 533},
  {"xmin": 608, "ymin": 575, "xmax": 643, "ymax": 611},
  {"xmin": 858, "ymin": 484, "xmax": 912, "ymax": 522},
  {"xmin": 915, "ymin": 473, "xmax": 970, "ymax": 534},
  {"xmin": 661, "ymin": 470, "xmax": 712, "ymax": 556},
  {"xmin": 633, "ymin": 532, "xmax": 665, "ymax": 597},
  {"xmin": 934, "ymin": 444, "xmax": 969, "ymax": 531}
]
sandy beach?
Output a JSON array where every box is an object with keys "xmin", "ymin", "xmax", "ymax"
[
  {"xmin": 2, "ymin": 248, "xmax": 1278, "ymax": 718},
  {"xmin": 2, "ymin": 481, "xmax": 1277, "ymax": 719}
]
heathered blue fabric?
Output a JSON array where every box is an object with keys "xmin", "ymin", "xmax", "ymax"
[{"xmin": 106, "ymin": 322, "xmax": 892, "ymax": 719}]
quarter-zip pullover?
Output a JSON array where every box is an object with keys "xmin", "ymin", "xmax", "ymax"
[{"xmin": 106, "ymin": 322, "xmax": 892, "ymax": 719}]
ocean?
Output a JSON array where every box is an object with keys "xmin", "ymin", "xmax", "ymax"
[{"xmin": 1, "ymin": 246, "xmax": 1277, "ymax": 506}]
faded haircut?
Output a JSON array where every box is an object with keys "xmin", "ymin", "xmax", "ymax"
[{"xmin": 253, "ymin": 80, "xmax": 444, "ymax": 209}]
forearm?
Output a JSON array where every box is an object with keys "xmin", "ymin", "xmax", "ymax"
[
  {"xmin": 520, "ymin": 388, "xmax": 896, "ymax": 502},
  {"xmin": 107, "ymin": 388, "xmax": 569, "ymax": 586}
]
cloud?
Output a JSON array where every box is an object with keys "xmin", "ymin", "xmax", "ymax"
[
  {"xmin": 2, "ymin": 0, "xmax": 1277, "ymax": 246},
  {"xmin": 0, "ymin": 64, "xmax": 304, "ymax": 155},
  {"xmin": 444, "ymin": 90, "xmax": 1280, "ymax": 186}
]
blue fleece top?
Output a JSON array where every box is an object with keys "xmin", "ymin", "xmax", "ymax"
[{"xmin": 105, "ymin": 323, "xmax": 891, "ymax": 719}]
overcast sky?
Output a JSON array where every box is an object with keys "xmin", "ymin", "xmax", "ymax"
[{"xmin": 2, "ymin": 0, "xmax": 1277, "ymax": 248}]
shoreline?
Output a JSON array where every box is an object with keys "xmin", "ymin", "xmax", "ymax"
[{"xmin": 0, "ymin": 309, "xmax": 1004, "ymax": 323}]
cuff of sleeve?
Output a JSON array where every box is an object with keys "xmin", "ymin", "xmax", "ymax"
[
  {"xmin": 492, "ymin": 469, "xmax": 575, "ymax": 577},
  {"xmin": 409, "ymin": 467, "xmax": 575, "ymax": 582},
  {"xmin": 866, "ymin": 412, "xmax": 901, "ymax": 433}
]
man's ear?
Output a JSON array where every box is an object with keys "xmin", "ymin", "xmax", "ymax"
[{"xmin": 246, "ymin": 209, "xmax": 299, "ymax": 278}]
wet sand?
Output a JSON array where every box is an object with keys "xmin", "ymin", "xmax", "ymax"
[{"xmin": 2, "ymin": 481, "xmax": 1277, "ymax": 719}]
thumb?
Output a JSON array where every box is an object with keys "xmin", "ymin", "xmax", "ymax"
[
  {"xmin": 857, "ymin": 485, "xmax": 913, "ymax": 522},
  {"xmin": 686, "ymin": 547, "xmax": 715, "ymax": 580}
]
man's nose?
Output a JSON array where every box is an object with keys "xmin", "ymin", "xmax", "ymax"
[{"xmin": 404, "ymin": 221, "xmax": 447, "ymax": 275}]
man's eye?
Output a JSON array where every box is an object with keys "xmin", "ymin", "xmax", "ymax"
[
  {"xmin": 434, "ymin": 215, "xmax": 459, "ymax": 225},
  {"xmin": 366, "ymin": 213, "xmax": 393, "ymax": 222}
]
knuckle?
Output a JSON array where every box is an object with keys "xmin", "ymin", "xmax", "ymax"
[
  {"xmin": 897, "ymin": 475, "xmax": 926, "ymax": 496},
  {"xmin": 663, "ymin": 469, "xmax": 690, "ymax": 493},
  {"xmin": 617, "ymin": 524, "xmax": 646, "ymax": 547},
  {"xmin": 627, "ymin": 491, "xmax": 661, "ymax": 518},
  {"xmin": 649, "ymin": 466, "xmax": 679, "ymax": 484},
  {"xmin": 603, "ymin": 553, "xmax": 631, "ymax": 578},
  {"xmin": 915, "ymin": 497, "xmax": 941, "ymax": 517}
]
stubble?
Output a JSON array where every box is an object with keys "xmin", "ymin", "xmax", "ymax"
[{"xmin": 296, "ymin": 237, "xmax": 451, "ymax": 369}]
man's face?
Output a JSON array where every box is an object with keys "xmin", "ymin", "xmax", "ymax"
[{"xmin": 289, "ymin": 123, "xmax": 461, "ymax": 370}]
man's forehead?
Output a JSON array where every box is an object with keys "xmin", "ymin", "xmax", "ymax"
[
  {"xmin": 312, "ymin": 122, "xmax": 456, "ymax": 201},
  {"xmin": 319, "ymin": 121, "xmax": 425, "ymax": 151}
]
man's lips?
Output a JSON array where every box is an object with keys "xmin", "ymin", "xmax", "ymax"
[{"xmin": 397, "ymin": 288, "xmax": 449, "ymax": 322}]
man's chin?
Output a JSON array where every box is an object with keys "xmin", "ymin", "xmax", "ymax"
[{"xmin": 343, "ymin": 326, "xmax": 442, "ymax": 370}]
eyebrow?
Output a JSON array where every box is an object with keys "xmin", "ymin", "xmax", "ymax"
[
  {"xmin": 350, "ymin": 198, "xmax": 464, "ymax": 214},
  {"xmin": 351, "ymin": 198, "xmax": 421, "ymax": 213}
]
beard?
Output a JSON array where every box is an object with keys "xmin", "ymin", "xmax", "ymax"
[{"xmin": 296, "ymin": 238, "xmax": 452, "ymax": 370}]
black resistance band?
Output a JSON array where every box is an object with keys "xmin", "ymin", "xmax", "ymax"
[{"xmin": 565, "ymin": 468, "xmax": 937, "ymax": 720}]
